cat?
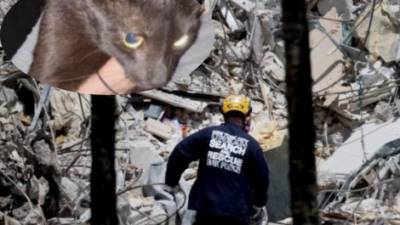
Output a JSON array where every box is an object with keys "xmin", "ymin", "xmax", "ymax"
[{"xmin": 29, "ymin": 0, "xmax": 204, "ymax": 92}]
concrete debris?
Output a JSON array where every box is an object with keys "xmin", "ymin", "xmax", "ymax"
[
  {"xmin": 60, "ymin": 177, "xmax": 80, "ymax": 202},
  {"xmin": 1, "ymin": 0, "xmax": 400, "ymax": 224},
  {"xmin": 48, "ymin": 88, "xmax": 90, "ymax": 143},
  {"xmin": 27, "ymin": 176, "xmax": 48, "ymax": 206},
  {"xmin": 320, "ymin": 138, "xmax": 400, "ymax": 224},
  {"xmin": 261, "ymin": 52, "xmax": 285, "ymax": 82},
  {"xmin": 310, "ymin": 8, "xmax": 349, "ymax": 107},
  {"xmin": 318, "ymin": 118, "xmax": 400, "ymax": 184},
  {"xmin": 129, "ymin": 139, "xmax": 164, "ymax": 184},
  {"xmin": 145, "ymin": 104, "xmax": 165, "ymax": 120},
  {"xmin": 140, "ymin": 90, "xmax": 209, "ymax": 113},
  {"xmin": 78, "ymin": 209, "xmax": 90, "ymax": 223},
  {"xmin": 250, "ymin": 10, "xmax": 275, "ymax": 61},
  {"xmin": 374, "ymin": 101, "xmax": 393, "ymax": 122},
  {"xmin": 47, "ymin": 218, "xmax": 75, "ymax": 225},
  {"xmin": 355, "ymin": 0, "xmax": 400, "ymax": 62},
  {"xmin": 145, "ymin": 118, "xmax": 177, "ymax": 140},
  {"xmin": 250, "ymin": 119, "xmax": 287, "ymax": 152},
  {"xmin": 218, "ymin": 0, "xmax": 243, "ymax": 31}
]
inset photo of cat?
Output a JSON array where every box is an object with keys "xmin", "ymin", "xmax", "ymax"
[{"xmin": 0, "ymin": 0, "xmax": 214, "ymax": 95}]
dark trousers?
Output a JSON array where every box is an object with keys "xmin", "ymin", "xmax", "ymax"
[{"xmin": 193, "ymin": 213, "xmax": 248, "ymax": 225}]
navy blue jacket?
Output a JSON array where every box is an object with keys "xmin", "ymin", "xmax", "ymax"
[{"xmin": 165, "ymin": 122, "xmax": 269, "ymax": 224}]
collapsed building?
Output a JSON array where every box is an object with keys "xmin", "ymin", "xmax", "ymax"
[{"xmin": 0, "ymin": 0, "xmax": 400, "ymax": 224}]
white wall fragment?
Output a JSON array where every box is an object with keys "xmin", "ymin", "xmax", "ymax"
[{"xmin": 319, "ymin": 119, "xmax": 400, "ymax": 183}]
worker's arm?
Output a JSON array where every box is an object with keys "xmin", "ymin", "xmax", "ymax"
[
  {"xmin": 165, "ymin": 130, "xmax": 207, "ymax": 187},
  {"xmin": 249, "ymin": 144, "xmax": 270, "ymax": 207}
]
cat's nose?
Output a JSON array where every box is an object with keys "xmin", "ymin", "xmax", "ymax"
[
  {"xmin": 148, "ymin": 62, "xmax": 167, "ymax": 77},
  {"xmin": 146, "ymin": 63, "xmax": 169, "ymax": 87}
]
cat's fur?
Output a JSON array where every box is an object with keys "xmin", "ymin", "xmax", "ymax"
[{"xmin": 29, "ymin": 0, "xmax": 203, "ymax": 92}]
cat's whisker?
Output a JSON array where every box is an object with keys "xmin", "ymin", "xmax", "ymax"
[{"xmin": 41, "ymin": 49, "xmax": 110, "ymax": 85}]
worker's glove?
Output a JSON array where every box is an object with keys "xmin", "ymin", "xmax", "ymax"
[
  {"xmin": 165, "ymin": 185, "xmax": 187, "ymax": 210},
  {"xmin": 250, "ymin": 205, "xmax": 267, "ymax": 225}
]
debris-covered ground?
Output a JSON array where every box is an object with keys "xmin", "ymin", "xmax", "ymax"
[{"xmin": 1, "ymin": 0, "xmax": 400, "ymax": 224}]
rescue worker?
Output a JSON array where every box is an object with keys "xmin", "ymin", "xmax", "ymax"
[{"xmin": 165, "ymin": 95, "xmax": 269, "ymax": 225}]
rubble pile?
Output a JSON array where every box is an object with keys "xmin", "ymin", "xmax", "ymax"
[
  {"xmin": 0, "ymin": 0, "xmax": 400, "ymax": 224},
  {"xmin": 320, "ymin": 138, "xmax": 400, "ymax": 224},
  {"xmin": 0, "ymin": 84, "xmax": 62, "ymax": 225}
]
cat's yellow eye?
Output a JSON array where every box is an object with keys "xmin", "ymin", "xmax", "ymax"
[
  {"xmin": 173, "ymin": 34, "xmax": 189, "ymax": 49},
  {"xmin": 123, "ymin": 33, "xmax": 144, "ymax": 49}
]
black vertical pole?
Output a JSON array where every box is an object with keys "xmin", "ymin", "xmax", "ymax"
[
  {"xmin": 90, "ymin": 95, "xmax": 118, "ymax": 225},
  {"xmin": 281, "ymin": 0, "xmax": 319, "ymax": 225}
]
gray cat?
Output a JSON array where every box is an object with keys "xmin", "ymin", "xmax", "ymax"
[{"xmin": 29, "ymin": 0, "xmax": 204, "ymax": 92}]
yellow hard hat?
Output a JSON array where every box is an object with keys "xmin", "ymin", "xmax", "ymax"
[{"xmin": 221, "ymin": 95, "xmax": 251, "ymax": 115}]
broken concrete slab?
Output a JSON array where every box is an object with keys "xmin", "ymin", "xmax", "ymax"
[
  {"xmin": 78, "ymin": 209, "xmax": 90, "ymax": 223},
  {"xmin": 167, "ymin": 69, "xmax": 231, "ymax": 96},
  {"xmin": 320, "ymin": 141, "xmax": 400, "ymax": 222},
  {"xmin": 318, "ymin": 118, "xmax": 400, "ymax": 184},
  {"xmin": 249, "ymin": 11, "xmax": 275, "ymax": 62},
  {"xmin": 129, "ymin": 139, "xmax": 164, "ymax": 185},
  {"xmin": 140, "ymin": 90, "xmax": 209, "ymax": 113},
  {"xmin": 374, "ymin": 101, "xmax": 393, "ymax": 122},
  {"xmin": 355, "ymin": 0, "xmax": 400, "ymax": 62},
  {"xmin": 47, "ymin": 218, "xmax": 75, "ymax": 225},
  {"xmin": 133, "ymin": 203, "xmax": 168, "ymax": 225},
  {"xmin": 383, "ymin": 0, "xmax": 400, "ymax": 27},
  {"xmin": 144, "ymin": 118, "xmax": 176, "ymax": 140},
  {"xmin": 347, "ymin": 85, "xmax": 395, "ymax": 112},
  {"xmin": 218, "ymin": 0, "xmax": 243, "ymax": 31},
  {"xmin": 261, "ymin": 52, "xmax": 285, "ymax": 82},
  {"xmin": 61, "ymin": 177, "xmax": 79, "ymax": 202},
  {"xmin": 0, "ymin": 85, "xmax": 19, "ymax": 108},
  {"xmin": 250, "ymin": 119, "xmax": 286, "ymax": 152},
  {"xmin": 310, "ymin": 8, "xmax": 350, "ymax": 107}
]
